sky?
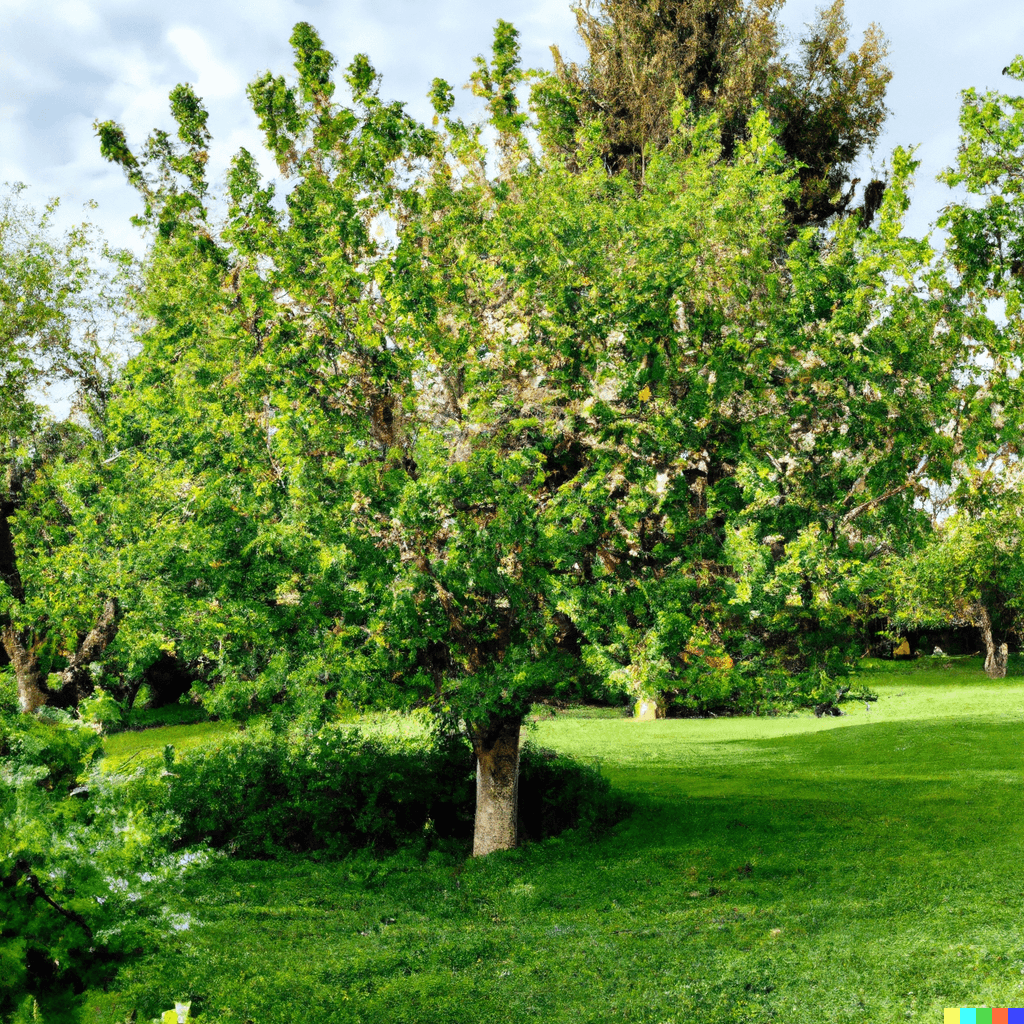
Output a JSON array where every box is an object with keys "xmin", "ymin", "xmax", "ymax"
[{"xmin": 1, "ymin": 0, "xmax": 1023, "ymax": 253}]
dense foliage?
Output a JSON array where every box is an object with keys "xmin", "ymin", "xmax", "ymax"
[
  {"xmin": 88, "ymin": 27, "xmax": 972, "ymax": 725},
  {"xmin": 536, "ymin": 0, "xmax": 891, "ymax": 223}
]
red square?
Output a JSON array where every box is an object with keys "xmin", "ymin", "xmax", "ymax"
[{"xmin": 994, "ymin": 1011, "xmax": 1009, "ymax": 1024}]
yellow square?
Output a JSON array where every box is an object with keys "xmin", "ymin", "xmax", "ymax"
[{"xmin": 945, "ymin": 1010, "xmax": 960, "ymax": 1024}]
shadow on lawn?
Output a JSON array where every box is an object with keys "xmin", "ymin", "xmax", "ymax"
[{"xmin": 578, "ymin": 715, "xmax": 1024, "ymax": 943}]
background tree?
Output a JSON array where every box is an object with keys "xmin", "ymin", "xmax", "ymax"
[
  {"xmin": 939, "ymin": 55, "xmax": 1024, "ymax": 317},
  {"xmin": 0, "ymin": 184, "xmax": 130, "ymax": 714},
  {"xmin": 534, "ymin": 0, "xmax": 891, "ymax": 224},
  {"xmin": 886, "ymin": 487, "xmax": 1024, "ymax": 677},
  {"xmin": 875, "ymin": 53, "xmax": 1024, "ymax": 678}
]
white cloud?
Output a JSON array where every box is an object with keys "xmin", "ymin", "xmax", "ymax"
[
  {"xmin": 166, "ymin": 25, "xmax": 241, "ymax": 100},
  {"xmin": 54, "ymin": 0, "xmax": 101, "ymax": 33}
]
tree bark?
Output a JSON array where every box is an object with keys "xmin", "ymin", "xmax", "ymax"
[
  {"xmin": 59, "ymin": 597, "xmax": 120, "ymax": 702},
  {"xmin": 1, "ymin": 625, "xmax": 48, "ymax": 714},
  {"xmin": 973, "ymin": 603, "xmax": 1008, "ymax": 679},
  {"xmin": 1, "ymin": 494, "xmax": 49, "ymax": 713},
  {"xmin": 468, "ymin": 715, "xmax": 522, "ymax": 857}
]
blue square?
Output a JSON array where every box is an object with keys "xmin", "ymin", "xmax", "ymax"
[{"xmin": 1007, "ymin": 1009, "xmax": 1024, "ymax": 1023}]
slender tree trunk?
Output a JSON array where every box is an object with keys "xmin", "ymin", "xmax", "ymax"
[
  {"xmin": 973, "ymin": 603, "xmax": 1008, "ymax": 679},
  {"xmin": 468, "ymin": 715, "xmax": 522, "ymax": 857},
  {"xmin": 4, "ymin": 477, "xmax": 122, "ymax": 712},
  {"xmin": 1, "ymin": 495, "xmax": 49, "ymax": 713}
]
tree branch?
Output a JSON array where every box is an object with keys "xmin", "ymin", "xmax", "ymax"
[
  {"xmin": 840, "ymin": 458, "xmax": 929, "ymax": 529},
  {"xmin": 839, "ymin": 483, "xmax": 913, "ymax": 528},
  {"xmin": 21, "ymin": 862, "xmax": 94, "ymax": 941}
]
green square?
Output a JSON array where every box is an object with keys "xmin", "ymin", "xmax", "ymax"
[{"xmin": 977, "ymin": 1011, "xmax": 993, "ymax": 1024}]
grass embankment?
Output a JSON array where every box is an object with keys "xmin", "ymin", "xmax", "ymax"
[{"xmin": 87, "ymin": 658, "xmax": 1024, "ymax": 1023}]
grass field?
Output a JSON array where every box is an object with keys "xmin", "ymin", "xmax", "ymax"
[{"xmin": 84, "ymin": 657, "xmax": 1024, "ymax": 1023}]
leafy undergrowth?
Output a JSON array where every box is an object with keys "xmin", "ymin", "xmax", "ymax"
[{"xmin": 80, "ymin": 659, "xmax": 1024, "ymax": 1023}]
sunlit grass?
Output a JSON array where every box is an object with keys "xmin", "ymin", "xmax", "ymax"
[{"xmin": 101, "ymin": 721, "xmax": 239, "ymax": 772}]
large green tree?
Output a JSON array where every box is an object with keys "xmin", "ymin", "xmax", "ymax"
[
  {"xmin": 95, "ymin": 23, "xmax": 1017, "ymax": 854},
  {"xmin": 98, "ymin": 23, "xmax": 802, "ymax": 852}
]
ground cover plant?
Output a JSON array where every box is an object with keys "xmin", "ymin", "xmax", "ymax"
[{"xmin": 66, "ymin": 658, "xmax": 1024, "ymax": 1023}]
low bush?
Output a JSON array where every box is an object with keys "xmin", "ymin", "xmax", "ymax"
[
  {"xmin": 517, "ymin": 742, "xmax": 628, "ymax": 841},
  {"xmin": 0, "ymin": 709, "xmax": 103, "ymax": 790},
  {"xmin": 158, "ymin": 723, "xmax": 473, "ymax": 858},
  {"xmin": 662, "ymin": 663, "xmax": 877, "ymax": 717},
  {"xmin": 152, "ymin": 723, "xmax": 627, "ymax": 859},
  {"xmin": 0, "ymin": 667, "xmax": 18, "ymax": 719}
]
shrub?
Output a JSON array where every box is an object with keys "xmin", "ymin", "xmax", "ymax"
[
  {"xmin": 661, "ymin": 662, "xmax": 875, "ymax": 717},
  {"xmin": 157, "ymin": 722, "xmax": 627, "ymax": 859},
  {"xmin": 78, "ymin": 686, "xmax": 126, "ymax": 733},
  {"xmin": 0, "ymin": 667, "xmax": 17, "ymax": 718},
  {"xmin": 517, "ymin": 742, "xmax": 628, "ymax": 841},
  {"xmin": 159, "ymin": 723, "xmax": 472, "ymax": 858},
  {"xmin": 0, "ymin": 711, "xmax": 103, "ymax": 792}
]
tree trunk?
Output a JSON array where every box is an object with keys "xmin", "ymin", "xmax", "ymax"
[
  {"xmin": 1, "ymin": 493, "xmax": 50, "ymax": 713},
  {"xmin": 973, "ymin": 603, "xmax": 1008, "ymax": 679},
  {"xmin": 1, "ymin": 625, "xmax": 48, "ymax": 714},
  {"xmin": 59, "ymin": 597, "xmax": 120, "ymax": 702},
  {"xmin": 468, "ymin": 715, "xmax": 522, "ymax": 857},
  {"xmin": 1, "ymin": 596, "xmax": 121, "ymax": 715}
]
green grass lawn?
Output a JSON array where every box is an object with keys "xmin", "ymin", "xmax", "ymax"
[
  {"xmin": 85, "ymin": 658, "xmax": 1024, "ymax": 1023},
  {"xmin": 100, "ymin": 720, "xmax": 239, "ymax": 772}
]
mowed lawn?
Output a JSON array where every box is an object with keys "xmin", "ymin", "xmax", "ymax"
[{"xmin": 86, "ymin": 659, "xmax": 1024, "ymax": 1023}]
